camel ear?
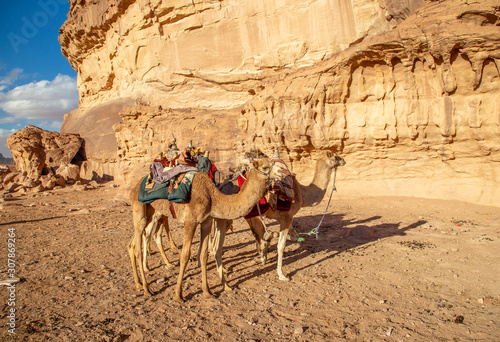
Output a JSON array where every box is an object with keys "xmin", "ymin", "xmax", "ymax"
[
  {"xmin": 326, "ymin": 150, "xmax": 333, "ymax": 158},
  {"xmin": 252, "ymin": 159, "xmax": 259, "ymax": 169}
]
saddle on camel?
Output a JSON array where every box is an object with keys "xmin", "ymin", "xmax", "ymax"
[{"xmin": 138, "ymin": 139, "xmax": 220, "ymax": 206}]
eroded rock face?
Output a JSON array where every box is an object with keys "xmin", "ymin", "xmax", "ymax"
[
  {"xmin": 6, "ymin": 126, "xmax": 84, "ymax": 182},
  {"xmin": 59, "ymin": 0, "xmax": 419, "ymax": 109},
  {"xmin": 237, "ymin": 1, "xmax": 500, "ymax": 206},
  {"xmin": 59, "ymin": 0, "xmax": 500, "ymax": 207},
  {"xmin": 113, "ymin": 105, "xmax": 243, "ymax": 185}
]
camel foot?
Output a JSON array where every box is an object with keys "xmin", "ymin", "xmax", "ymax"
[
  {"xmin": 204, "ymin": 292, "xmax": 216, "ymax": 299},
  {"xmin": 173, "ymin": 295, "xmax": 185, "ymax": 303},
  {"xmin": 143, "ymin": 289, "xmax": 153, "ymax": 297},
  {"xmin": 223, "ymin": 284, "xmax": 233, "ymax": 292},
  {"xmin": 165, "ymin": 262, "xmax": 176, "ymax": 269},
  {"xmin": 144, "ymin": 266, "xmax": 150, "ymax": 273},
  {"xmin": 278, "ymin": 274, "xmax": 290, "ymax": 281}
]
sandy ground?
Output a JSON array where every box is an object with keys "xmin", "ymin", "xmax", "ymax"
[{"xmin": 0, "ymin": 183, "xmax": 499, "ymax": 341}]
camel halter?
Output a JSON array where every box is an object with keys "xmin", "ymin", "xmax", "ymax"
[{"xmin": 252, "ymin": 161, "xmax": 276, "ymax": 187}]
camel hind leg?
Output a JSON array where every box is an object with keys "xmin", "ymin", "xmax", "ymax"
[
  {"xmin": 142, "ymin": 211, "xmax": 161, "ymax": 272},
  {"xmin": 174, "ymin": 217, "xmax": 197, "ymax": 303},
  {"xmin": 128, "ymin": 236, "xmax": 142, "ymax": 289},
  {"xmin": 199, "ymin": 219, "xmax": 215, "ymax": 299},
  {"xmin": 165, "ymin": 219, "xmax": 178, "ymax": 250}
]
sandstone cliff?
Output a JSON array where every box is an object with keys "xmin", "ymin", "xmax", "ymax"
[{"xmin": 58, "ymin": 0, "xmax": 500, "ymax": 207}]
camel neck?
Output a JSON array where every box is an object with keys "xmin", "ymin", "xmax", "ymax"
[
  {"xmin": 301, "ymin": 160, "xmax": 334, "ymax": 207},
  {"xmin": 210, "ymin": 169, "xmax": 267, "ymax": 220}
]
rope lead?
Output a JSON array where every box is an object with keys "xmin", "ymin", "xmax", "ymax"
[{"xmin": 302, "ymin": 166, "xmax": 338, "ymax": 239}]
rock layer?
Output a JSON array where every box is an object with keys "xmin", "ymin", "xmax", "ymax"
[
  {"xmin": 237, "ymin": 0, "xmax": 500, "ymax": 206},
  {"xmin": 58, "ymin": 0, "xmax": 500, "ymax": 207},
  {"xmin": 59, "ymin": 0, "xmax": 417, "ymax": 109}
]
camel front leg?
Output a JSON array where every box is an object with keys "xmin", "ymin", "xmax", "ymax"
[
  {"xmin": 174, "ymin": 219, "xmax": 196, "ymax": 303},
  {"xmin": 276, "ymin": 219, "xmax": 292, "ymax": 281},
  {"xmin": 199, "ymin": 219, "xmax": 215, "ymax": 299},
  {"xmin": 247, "ymin": 218, "xmax": 268, "ymax": 265},
  {"xmin": 214, "ymin": 219, "xmax": 232, "ymax": 291}
]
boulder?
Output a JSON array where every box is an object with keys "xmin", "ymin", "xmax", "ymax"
[
  {"xmin": 7, "ymin": 126, "xmax": 83, "ymax": 182},
  {"xmin": 56, "ymin": 163, "xmax": 81, "ymax": 182},
  {"xmin": 41, "ymin": 175, "xmax": 57, "ymax": 190}
]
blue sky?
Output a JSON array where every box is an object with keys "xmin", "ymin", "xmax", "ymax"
[{"xmin": 0, "ymin": 0, "xmax": 78, "ymax": 158}]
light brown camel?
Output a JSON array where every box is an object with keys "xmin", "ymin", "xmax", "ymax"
[
  {"xmin": 247, "ymin": 151, "xmax": 346, "ymax": 281},
  {"xmin": 141, "ymin": 174, "xmax": 239, "ymax": 290},
  {"xmin": 128, "ymin": 158, "xmax": 284, "ymax": 302}
]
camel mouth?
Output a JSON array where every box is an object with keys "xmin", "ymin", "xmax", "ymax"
[{"xmin": 335, "ymin": 156, "xmax": 346, "ymax": 166}]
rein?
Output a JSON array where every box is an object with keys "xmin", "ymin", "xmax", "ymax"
[{"xmin": 303, "ymin": 165, "xmax": 339, "ymax": 239}]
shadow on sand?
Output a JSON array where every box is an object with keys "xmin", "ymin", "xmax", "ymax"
[
  {"xmin": 218, "ymin": 212, "xmax": 427, "ymax": 291},
  {"xmin": 147, "ymin": 212, "xmax": 426, "ymax": 299}
]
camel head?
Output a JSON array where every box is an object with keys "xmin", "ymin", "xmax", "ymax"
[
  {"xmin": 325, "ymin": 151, "xmax": 346, "ymax": 168},
  {"xmin": 251, "ymin": 158, "xmax": 285, "ymax": 181}
]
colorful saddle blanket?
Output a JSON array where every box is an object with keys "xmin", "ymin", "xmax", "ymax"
[
  {"xmin": 138, "ymin": 171, "xmax": 197, "ymax": 204},
  {"xmin": 237, "ymin": 171, "xmax": 292, "ymax": 220}
]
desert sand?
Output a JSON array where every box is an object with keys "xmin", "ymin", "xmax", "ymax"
[{"xmin": 0, "ymin": 183, "xmax": 499, "ymax": 341}]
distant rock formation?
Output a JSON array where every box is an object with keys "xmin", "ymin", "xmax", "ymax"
[
  {"xmin": 0, "ymin": 153, "xmax": 14, "ymax": 165},
  {"xmin": 58, "ymin": 0, "xmax": 500, "ymax": 207},
  {"xmin": 4, "ymin": 126, "xmax": 113, "ymax": 193},
  {"xmin": 7, "ymin": 125, "xmax": 83, "ymax": 180}
]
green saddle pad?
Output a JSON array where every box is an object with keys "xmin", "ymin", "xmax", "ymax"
[{"xmin": 138, "ymin": 171, "xmax": 196, "ymax": 204}]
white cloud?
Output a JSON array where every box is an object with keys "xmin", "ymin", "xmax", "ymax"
[
  {"xmin": 0, "ymin": 68, "xmax": 23, "ymax": 91},
  {"xmin": 0, "ymin": 128, "xmax": 17, "ymax": 138},
  {"xmin": 0, "ymin": 74, "xmax": 79, "ymax": 121},
  {"xmin": 37, "ymin": 120, "xmax": 63, "ymax": 131},
  {"xmin": 0, "ymin": 116, "xmax": 17, "ymax": 124}
]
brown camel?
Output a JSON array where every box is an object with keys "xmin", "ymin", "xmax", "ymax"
[
  {"xmin": 141, "ymin": 174, "xmax": 239, "ymax": 291},
  {"xmin": 247, "ymin": 151, "xmax": 346, "ymax": 281},
  {"xmin": 128, "ymin": 158, "xmax": 284, "ymax": 302}
]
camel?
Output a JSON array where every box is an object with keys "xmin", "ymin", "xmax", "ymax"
[
  {"xmin": 246, "ymin": 151, "xmax": 346, "ymax": 281},
  {"xmin": 128, "ymin": 158, "xmax": 284, "ymax": 302},
  {"xmin": 140, "ymin": 168, "xmax": 239, "ymax": 288}
]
